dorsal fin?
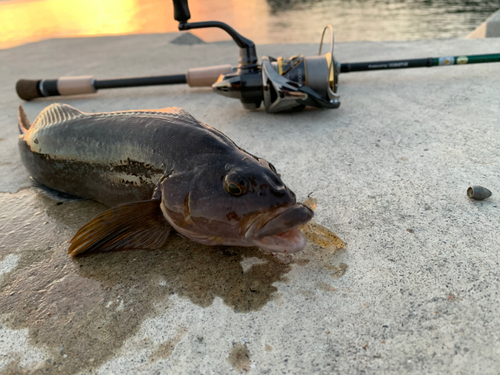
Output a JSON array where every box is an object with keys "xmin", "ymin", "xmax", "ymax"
[
  {"xmin": 90, "ymin": 106, "xmax": 202, "ymax": 128},
  {"xmin": 18, "ymin": 106, "xmax": 31, "ymax": 134},
  {"xmin": 153, "ymin": 107, "xmax": 203, "ymax": 127},
  {"xmin": 33, "ymin": 103, "xmax": 84, "ymax": 127}
]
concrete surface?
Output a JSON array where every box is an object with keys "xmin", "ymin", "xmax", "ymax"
[
  {"xmin": 1, "ymin": 33, "xmax": 500, "ymax": 374},
  {"xmin": 468, "ymin": 9, "xmax": 500, "ymax": 38}
]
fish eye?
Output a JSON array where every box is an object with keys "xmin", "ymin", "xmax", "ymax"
[
  {"xmin": 227, "ymin": 183, "xmax": 243, "ymax": 196},
  {"xmin": 268, "ymin": 162, "xmax": 281, "ymax": 177},
  {"xmin": 224, "ymin": 173, "xmax": 247, "ymax": 197}
]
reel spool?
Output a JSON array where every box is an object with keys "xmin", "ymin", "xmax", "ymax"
[{"xmin": 260, "ymin": 26, "xmax": 341, "ymax": 112}]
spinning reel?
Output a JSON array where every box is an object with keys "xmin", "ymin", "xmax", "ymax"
[{"xmin": 213, "ymin": 45, "xmax": 341, "ymax": 112}]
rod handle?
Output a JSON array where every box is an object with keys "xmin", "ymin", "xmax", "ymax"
[
  {"xmin": 16, "ymin": 76, "xmax": 97, "ymax": 101},
  {"xmin": 186, "ymin": 65, "xmax": 232, "ymax": 87}
]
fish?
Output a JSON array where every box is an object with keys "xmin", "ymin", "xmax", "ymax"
[{"xmin": 18, "ymin": 103, "xmax": 314, "ymax": 257}]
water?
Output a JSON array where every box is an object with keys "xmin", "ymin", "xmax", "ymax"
[
  {"xmin": 264, "ymin": 0, "xmax": 500, "ymax": 42},
  {"xmin": 1, "ymin": 0, "xmax": 499, "ymax": 50}
]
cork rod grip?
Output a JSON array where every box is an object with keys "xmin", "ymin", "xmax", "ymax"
[
  {"xmin": 57, "ymin": 76, "xmax": 96, "ymax": 96},
  {"xmin": 186, "ymin": 65, "xmax": 232, "ymax": 87}
]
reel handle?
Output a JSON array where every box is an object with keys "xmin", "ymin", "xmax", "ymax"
[
  {"xmin": 173, "ymin": 0, "xmax": 190, "ymax": 23},
  {"xmin": 172, "ymin": 0, "xmax": 257, "ymax": 66}
]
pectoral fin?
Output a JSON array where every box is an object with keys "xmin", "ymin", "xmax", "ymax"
[{"xmin": 68, "ymin": 200, "xmax": 171, "ymax": 257}]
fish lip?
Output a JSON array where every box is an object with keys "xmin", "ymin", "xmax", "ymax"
[{"xmin": 254, "ymin": 203, "xmax": 314, "ymax": 239}]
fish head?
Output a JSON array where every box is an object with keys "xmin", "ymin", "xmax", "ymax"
[{"xmin": 159, "ymin": 154, "xmax": 313, "ymax": 253}]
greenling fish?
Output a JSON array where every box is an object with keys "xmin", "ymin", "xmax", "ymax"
[{"xmin": 18, "ymin": 104, "xmax": 313, "ymax": 257}]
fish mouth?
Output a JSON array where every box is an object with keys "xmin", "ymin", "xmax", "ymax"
[{"xmin": 247, "ymin": 203, "xmax": 314, "ymax": 253}]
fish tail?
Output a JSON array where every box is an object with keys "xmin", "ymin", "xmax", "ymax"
[{"xmin": 18, "ymin": 106, "xmax": 31, "ymax": 134}]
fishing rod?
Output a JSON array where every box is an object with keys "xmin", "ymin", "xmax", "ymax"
[{"xmin": 16, "ymin": 0, "xmax": 500, "ymax": 113}]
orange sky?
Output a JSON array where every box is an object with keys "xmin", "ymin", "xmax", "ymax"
[{"xmin": 0, "ymin": 0, "xmax": 270, "ymax": 50}]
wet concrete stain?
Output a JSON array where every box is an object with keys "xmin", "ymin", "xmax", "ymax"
[
  {"xmin": 0, "ymin": 190, "xmax": 293, "ymax": 374},
  {"xmin": 326, "ymin": 263, "xmax": 348, "ymax": 278},
  {"xmin": 298, "ymin": 288, "xmax": 317, "ymax": 299},
  {"xmin": 227, "ymin": 343, "xmax": 251, "ymax": 373},
  {"xmin": 149, "ymin": 328, "xmax": 187, "ymax": 361},
  {"xmin": 316, "ymin": 282, "xmax": 337, "ymax": 292},
  {"xmin": 294, "ymin": 259, "xmax": 310, "ymax": 266},
  {"xmin": 1, "ymin": 358, "xmax": 24, "ymax": 375}
]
